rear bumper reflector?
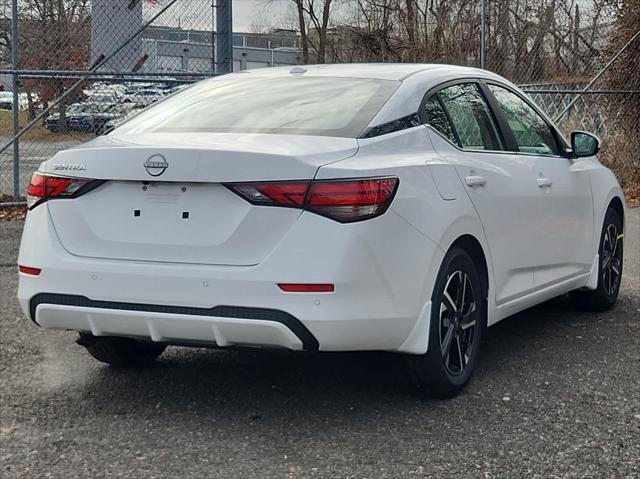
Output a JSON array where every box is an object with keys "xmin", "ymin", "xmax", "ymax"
[
  {"xmin": 19, "ymin": 265, "xmax": 42, "ymax": 276},
  {"xmin": 278, "ymin": 283, "xmax": 335, "ymax": 293}
]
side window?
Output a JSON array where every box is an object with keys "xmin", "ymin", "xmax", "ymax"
[
  {"xmin": 488, "ymin": 85, "xmax": 559, "ymax": 155},
  {"xmin": 428, "ymin": 83, "xmax": 502, "ymax": 151},
  {"xmin": 423, "ymin": 97, "xmax": 459, "ymax": 146}
]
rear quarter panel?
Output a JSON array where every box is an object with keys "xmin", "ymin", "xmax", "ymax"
[{"xmin": 317, "ymin": 127, "xmax": 498, "ymax": 325}]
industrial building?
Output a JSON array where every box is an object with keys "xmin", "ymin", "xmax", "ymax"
[{"xmin": 90, "ymin": 0, "xmax": 300, "ymax": 74}]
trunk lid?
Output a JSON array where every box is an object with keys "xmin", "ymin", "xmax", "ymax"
[{"xmin": 44, "ymin": 133, "xmax": 357, "ymax": 266}]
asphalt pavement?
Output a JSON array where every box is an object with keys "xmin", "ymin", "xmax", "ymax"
[{"xmin": 1, "ymin": 209, "xmax": 639, "ymax": 478}]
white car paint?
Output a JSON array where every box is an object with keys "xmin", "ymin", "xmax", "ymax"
[{"xmin": 17, "ymin": 64, "xmax": 624, "ymax": 355}]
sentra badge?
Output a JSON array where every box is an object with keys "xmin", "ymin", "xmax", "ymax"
[{"xmin": 53, "ymin": 164, "xmax": 86, "ymax": 171}]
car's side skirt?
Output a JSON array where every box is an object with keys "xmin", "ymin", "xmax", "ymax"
[{"xmin": 494, "ymin": 272, "xmax": 590, "ymax": 322}]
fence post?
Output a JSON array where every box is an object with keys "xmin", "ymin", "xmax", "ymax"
[
  {"xmin": 480, "ymin": 0, "xmax": 488, "ymax": 69},
  {"xmin": 211, "ymin": 1, "xmax": 216, "ymax": 73},
  {"xmin": 11, "ymin": 0, "xmax": 19, "ymax": 199},
  {"xmin": 215, "ymin": 0, "xmax": 233, "ymax": 74}
]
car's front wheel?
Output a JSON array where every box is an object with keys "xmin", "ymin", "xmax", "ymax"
[
  {"xmin": 570, "ymin": 206, "xmax": 623, "ymax": 311},
  {"xmin": 408, "ymin": 247, "xmax": 484, "ymax": 398},
  {"xmin": 77, "ymin": 333, "xmax": 166, "ymax": 367}
]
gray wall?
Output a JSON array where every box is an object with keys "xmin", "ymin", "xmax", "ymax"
[
  {"xmin": 91, "ymin": 0, "xmax": 144, "ymax": 72},
  {"xmin": 141, "ymin": 39, "xmax": 299, "ymax": 74}
]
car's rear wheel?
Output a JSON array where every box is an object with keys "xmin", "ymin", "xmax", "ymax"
[
  {"xmin": 570, "ymin": 207, "xmax": 623, "ymax": 311},
  {"xmin": 77, "ymin": 333, "xmax": 166, "ymax": 367},
  {"xmin": 408, "ymin": 247, "xmax": 484, "ymax": 398}
]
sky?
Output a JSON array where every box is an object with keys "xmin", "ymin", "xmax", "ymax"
[{"xmin": 233, "ymin": 0, "xmax": 292, "ymax": 31}]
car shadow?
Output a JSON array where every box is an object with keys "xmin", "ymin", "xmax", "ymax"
[{"xmin": 61, "ymin": 293, "xmax": 619, "ymax": 424}]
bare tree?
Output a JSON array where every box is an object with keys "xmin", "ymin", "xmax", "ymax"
[
  {"xmin": 287, "ymin": 0, "xmax": 335, "ymax": 63},
  {"xmin": 292, "ymin": 0, "xmax": 310, "ymax": 63},
  {"xmin": 19, "ymin": 0, "xmax": 90, "ymax": 121}
]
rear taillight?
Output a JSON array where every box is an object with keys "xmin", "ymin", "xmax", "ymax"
[
  {"xmin": 307, "ymin": 178, "xmax": 398, "ymax": 223},
  {"xmin": 228, "ymin": 181, "xmax": 310, "ymax": 207},
  {"xmin": 27, "ymin": 173, "xmax": 98, "ymax": 209},
  {"xmin": 226, "ymin": 177, "xmax": 398, "ymax": 223}
]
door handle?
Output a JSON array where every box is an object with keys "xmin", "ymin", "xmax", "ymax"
[
  {"xmin": 537, "ymin": 177, "xmax": 552, "ymax": 188},
  {"xmin": 465, "ymin": 175, "xmax": 487, "ymax": 187}
]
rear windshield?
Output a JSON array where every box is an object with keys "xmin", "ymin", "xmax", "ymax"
[{"xmin": 114, "ymin": 76, "xmax": 399, "ymax": 138}]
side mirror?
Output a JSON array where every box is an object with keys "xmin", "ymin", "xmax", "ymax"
[{"xmin": 570, "ymin": 131, "xmax": 600, "ymax": 158}]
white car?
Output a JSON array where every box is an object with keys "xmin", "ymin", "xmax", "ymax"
[
  {"xmin": 17, "ymin": 64, "xmax": 625, "ymax": 397},
  {"xmin": 0, "ymin": 91, "xmax": 32, "ymax": 110}
]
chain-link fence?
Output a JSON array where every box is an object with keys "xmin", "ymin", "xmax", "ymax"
[
  {"xmin": 0, "ymin": 0, "xmax": 301, "ymax": 203},
  {"xmin": 1, "ymin": 0, "xmax": 638, "ymax": 205},
  {"xmin": 487, "ymin": 0, "xmax": 640, "ymax": 199}
]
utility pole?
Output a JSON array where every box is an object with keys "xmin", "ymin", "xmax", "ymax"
[
  {"xmin": 11, "ymin": 0, "xmax": 19, "ymax": 198},
  {"xmin": 480, "ymin": 0, "xmax": 488, "ymax": 69},
  {"xmin": 215, "ymin": 0, "xmax": 233, "ymax": 74},
  {"xmin": 211, "ymin": 1, "xmax": 215, "ymax": 74}
]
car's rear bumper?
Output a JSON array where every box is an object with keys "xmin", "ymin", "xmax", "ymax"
[
  {"xmin": 32, "ymin": 295, "xmax": 314, "ymax": 351},
  {"xmin": 18, "ymin": 204, "xmax": 444, "ymax": 353}
]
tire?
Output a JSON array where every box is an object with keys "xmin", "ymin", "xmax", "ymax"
[
  {"xmin": 407, "ymin": 246, "xmax": 485, "ymax": 398},
  {"xmin": 77, "ymin": 333, "xmax": 166, "ymax": 368},
  {"xmin": 570, "ymin": 207, "xmax": 623, "ymax": 311}
]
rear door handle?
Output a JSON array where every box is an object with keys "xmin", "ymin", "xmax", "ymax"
[
  {"xmin": 465, "ymin": 175, "xmax": 487, "ymax": 187},
  {"xmin": 537, "ymin": 177, "xmax": 552, "ymax": 188}
]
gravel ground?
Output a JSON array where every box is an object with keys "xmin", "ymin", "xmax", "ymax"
[{"xmin": 1, "ymin": 209, "xmax": 638, "ymax": 479}]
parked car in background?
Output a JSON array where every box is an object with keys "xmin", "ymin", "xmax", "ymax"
[
  {"xmin": 165, "ymin": 84, "xmax": 191, "ymax": 96},
  {"xmin": 93, "ymin": 103, "xmax": 145, "ymax": 135},
  {"xmin": 42, "ymin": 84, "xmax": 161, "ymax": 136},
  {"xmin": 0, "ymin": 92, "xmax": 13, "ymax": 110},
  {"xmin": 34, "ymin": 81, "xmax": 172, "ymax": 136},
  {"xmin": 67, "ymin": 103, "xmax": 114, "ymax": 131},
  {"xmin": 101, "ymin": 104, "xmax": 146, "ymax": 135},
  {"xmin": 84, "ymin": 83, "xmax": 125, "ymax": 101},
  {"xmin": 45, "ymin": 103, "xmax": 93, "ymax": 132},
  {"xmin": 85, "ymin": 91, "xmax": 119, "ymax": 105},
  {"xmin": 45, "ymin": 103, "xmax": 121, "ymax": 133},
  {"xmin": 0, "ymin": 91, "xmax": 31, "ymax": 110},
  {"xmin": 121, "ymin": 88, "xmax": 165, "ymax": 106}
]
